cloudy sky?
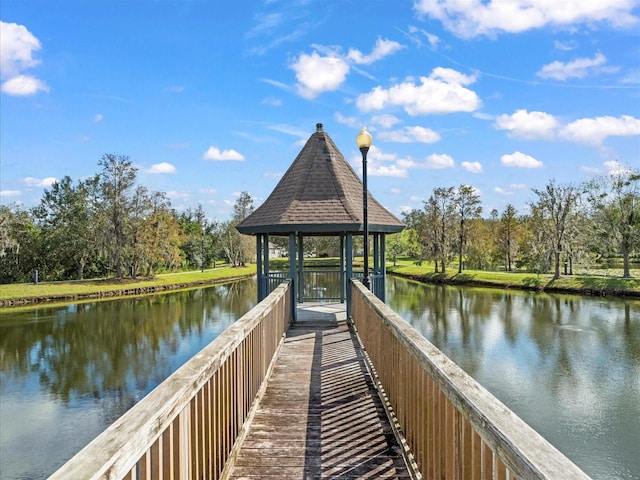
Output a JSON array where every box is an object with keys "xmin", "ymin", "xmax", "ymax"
[{"xmin": 1, "ymin": 0, "xmax": 638, "ymax": 220}]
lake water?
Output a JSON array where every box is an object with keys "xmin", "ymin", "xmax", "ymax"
[
  {"xmin": 385, "ymin": 276, "xmax": 640, "ymax": 480},
  {"xmin": 1, "ymin": 276, "xmax": 638, "ymax": 479},
  {"xmin": 0, "ymin": 280, "xmax": 256, "ymax": 480}
]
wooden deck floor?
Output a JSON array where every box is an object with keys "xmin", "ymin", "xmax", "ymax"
[{"xmin": 227, "ymin": 303, "xmax": 413, "ymax": 479}]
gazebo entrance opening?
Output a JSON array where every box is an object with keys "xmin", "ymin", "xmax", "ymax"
[{"xmin": 255, "ymin": 232, "xmax": 387, "ymax": 305}]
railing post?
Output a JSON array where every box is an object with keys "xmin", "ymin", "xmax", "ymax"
[{"xmin": 179, "ymin": 404, "xmax": 191, "ymax": 479}]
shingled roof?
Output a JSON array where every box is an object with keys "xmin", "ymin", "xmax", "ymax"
[{"xmin": 236, "ymin": 123, "xmax": 405, "ymax": 236}]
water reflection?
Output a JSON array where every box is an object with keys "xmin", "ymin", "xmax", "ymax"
[
  {"xmin": 0, "ymin": 279, "xmax": 256, "ymax": 480},
  {"xmin": 387, "ymin": 276, "xmax": 640, "ymax": 480}
]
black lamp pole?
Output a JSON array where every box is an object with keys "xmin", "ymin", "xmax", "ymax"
[{"xmin": 356, "ymin": 127, "xmax": 372, "ymax": 290}]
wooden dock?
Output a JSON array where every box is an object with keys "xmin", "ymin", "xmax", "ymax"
[{"xmin": 227, "ymin": 302, "xmax": 413, "ymax": 479}]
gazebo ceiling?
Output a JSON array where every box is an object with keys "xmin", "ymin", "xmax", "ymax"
[{"xmin": 236, "ymin": 123, "xmax": 405, "ymax": 236}]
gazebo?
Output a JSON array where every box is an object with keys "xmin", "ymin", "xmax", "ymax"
[{"xmin": 236, "ymin": 123, "xmax": 404, "ymax": 316}]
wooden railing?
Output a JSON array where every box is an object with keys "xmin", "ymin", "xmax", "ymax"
[
  {"xmin": 350, "ymin": 280, "xmax": 591, "ymax": 480},
  {"xmin": 50, "ymin": 281, "xmax": 293, "ymax": 480}
]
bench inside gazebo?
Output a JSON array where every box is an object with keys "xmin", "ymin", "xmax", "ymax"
[{"xmin": 236, "ymin": 123, "xmax": 405, "ymax": 317}]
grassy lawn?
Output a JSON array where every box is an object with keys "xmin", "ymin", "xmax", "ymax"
[
  {"xmin": 387, "ymin": 258, "xmax": 640, "ymax": 296},
  {"xmin": 0, "ymin": 265, "xmax": 257, "ymax": 305},
  {"xmin": 2, "ymin": 256, "xmax": 638, "ymax": 306}
]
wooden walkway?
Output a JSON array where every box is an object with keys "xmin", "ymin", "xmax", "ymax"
[{"xmin": 227, "ymin": 303, "xmax": 413, "ymax": 479}]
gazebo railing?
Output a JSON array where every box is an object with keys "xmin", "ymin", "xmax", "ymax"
[{"xmin": 264, "ymin": 270, "xmax": 385, "ymax": 304}]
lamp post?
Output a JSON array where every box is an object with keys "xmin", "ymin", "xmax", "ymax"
[{"xmin": 356, "ymin": 126, "xmax": 372, "ymax": 289}]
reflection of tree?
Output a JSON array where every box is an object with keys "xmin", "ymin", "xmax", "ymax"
[
  {"xmin": 387, "ymin": 276, "xmax": 640, "ymax": 411},
  {"xmin": 0, "ymin": 279, "xmax": 257, "ymax": 404}
]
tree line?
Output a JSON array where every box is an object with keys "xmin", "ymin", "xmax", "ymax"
[
  {"xmin": 395, "ymin": 168, "xmax": 639, "ymax": 279},
  {"xmin": 0, "ymin": 154, "xmax": 637, "ymax": 283},
  {"xmin": 0, "ymin": 154, "xmax": 255, "ymax": 284}
]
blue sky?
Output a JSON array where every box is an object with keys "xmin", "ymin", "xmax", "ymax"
[{"xmin": 1, "ymin": 0, "xmax": 639, "ymax": 221}]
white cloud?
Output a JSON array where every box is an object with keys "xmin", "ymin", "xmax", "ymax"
[
  {"xmin": 334, "ymin": 112, "xmax": 358, "ymax": 127},
  {"xmin": 94, "ymin": 114, "xmax": 103, "ymax": 122},
  {"xmin": 290, "ymin": 50, "xmax": 350, "ymax": 99},
  {"xmin": 462, "ymin": 161, "xmax": 483, "ymax": 173},
  {"xmin": 0, "ymin": 21, "xmax": 41, "ymax": 77},
  {"xmin": 146, "ymin": 162, "xmax": 176, "ymax": 174},
  {"xmin": 371, "ymin": 114, "xmax": 401, "ymax": 128},
  {"xmin": 347, "ymin": 37, "xmax": 404, "ymax": 65},
  {"xmin": 604, "ymin": 160, "xmax": 632, "ymax": 176},
  {"xmin": 495, "ymin": 187, "xmax": 514, "ymax": 195},
  {"xmin": 378, "ymin": 126, "xmax": 440, "ymax": 143},
  {"xmin": 1, "ymin": 74, "xmax": 48, "ymax": 96},
  {"xmin": 560, "ymin": 115, "xmax": 640, "ymax": 145},
  {"xmin": 261, "ymin": 96, "xmax": 282, "ymax": 106},
  {"xmin": 581, "ymin": 165, "xmax": 601, "ymax": 174},
  {"xmin": 495, "ymin": 109, "xmax": 559, "ymax": 139},
  {"xmin": 413, "ymin": 0, "xmax": 639, "ymax": 38},
  {"xmin": 554, "ymin": 40, "xmax": 578, "ymax": 51},
  {"xmin": 24, "ymin": 176, "xmax": 57, "ymax": 187},
  {"xmin": 352, "ymin": 146, "xmax": 413, "ymax": 177},
  {"xmin": 0, "ymin": 21, "xmax": 48, "ymax": 96},
  {"xmin": 425, "ymin": 153, "xmax": 455, "ymax": 169},
  {"xmin": 166, "ymin": 190, "xmax": 190, "ymax": 202},
  {"xmin": 0, "ymin": 190, "xmax": 22, "ymax": 197},
  {"xmin": 537, "ymin": 52, "xmax": 617, "ymax": 80},
  {"xmin": 500, "ymin": 152, "xmax": 543, "ymax": 168},
  {"xmin": 203, "ymin": 146, "xmax": 245, "ymax": 161},
  {"xmin": 356, "ymin": 67, "xmax": 480, "ymax": 115}
]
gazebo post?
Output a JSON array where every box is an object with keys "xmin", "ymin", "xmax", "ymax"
[
  {"xmin": 256, "ymin": 235, "xmax": 264, "ymax": 301},
  {"xmin": 297, "ymin": 233, "xmax": 304, "ymax": 303},
  {"xmin": 289, "ymin": 233, "xmax": 297, "ymax": 321},
  {"xmin": 340, "ymin": 233, "xmax": 345, "ymax": 303},
  {"xmin": 262, "ymin": 233, "xmax": 269, "ymax": 294},
  {"xmin": 380, "ymin": 234, "xmax": 386, "ymax": 302},
  {"xmin": 346, "ymin": 233, "xmax": 353, "ymax": 317}
]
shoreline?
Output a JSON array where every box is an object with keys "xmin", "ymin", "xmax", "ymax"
[
  {"xmin": 2, "ymin": 268, "xmax": 639, "ymax": 308},
  {"xmin": 390, "ymin": 271, "xmax": 640, "ymax": 298},
  {"xmin": 0, "ymin": 273, "xmax": 256, "ymax": 308}
]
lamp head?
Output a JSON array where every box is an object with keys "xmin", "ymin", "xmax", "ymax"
[{"xmin": 356, "ymin": 127, "xmax": 372, "ymax": 149}]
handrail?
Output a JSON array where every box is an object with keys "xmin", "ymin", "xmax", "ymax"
[
  {"xmin": 49, "ymin": 281, "xmax": 293, "ymax": 480},
  {"xmin": 350, "ymin": 280, "xmax": 591, "ymax": 480}
]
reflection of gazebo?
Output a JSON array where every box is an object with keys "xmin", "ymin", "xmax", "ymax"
[{"xmin": 236, "ymin": 123, "xmax": 404, "ymax": 316}]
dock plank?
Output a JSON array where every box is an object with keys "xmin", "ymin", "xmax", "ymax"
[{"xmin": 227, "ymin": 303, "xmax": 412, "ymax": 479}]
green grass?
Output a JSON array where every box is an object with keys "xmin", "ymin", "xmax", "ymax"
[
  {"xmin": 386, "ymin": 258, "xmax": 640, "ymax": 296},
  {"xmin": 0, "ymin": 265, "xmax": 257, "ymax": 304},
  {"xmin": 3, "ymin": 256, "xmax": 638, "ymax": 306}
]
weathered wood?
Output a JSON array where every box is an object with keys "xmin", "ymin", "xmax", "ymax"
[
  {"xmin": 225, "ymin": 305, "xmax": 413, "ymax": 479},
  {"xmin": 49, "ymin": 282, "xmax": 293, "ymax": 480},
  {"xmin": 351, "ymin": 280, "xmax": 591, "ymax": 480}
]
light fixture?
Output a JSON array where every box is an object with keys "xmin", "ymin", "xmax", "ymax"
[{"xmin": 356, "ymin": 127, "xmax": 372, "ymax": 289}]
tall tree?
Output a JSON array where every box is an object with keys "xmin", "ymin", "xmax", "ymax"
[
  {"xmin": 428, "ymin": 186, "xmax": 456, "ymax": 273},
  {"xmin": 531, "ymin": 180, "xmax": 579, "ymax": 279},
  {"xmin": 138, "ymin": 191, "xmax": 184, "ymax": 275},
  {"xmin": 32, "ymin": 176, "xmax": 100, "ymax": 280},
  {"xmin": 0, "ymin": 204, "xmax": 40, "ymax": 283},
  {"xmin": 586, "ymin": 167, "xmax": 640, "ymax": 277},
  {"xmin": 498, "ymin": 204, "xmax": 520, "ymax": 272},
  {"xmin": 454, "ymin": 185, "xmax": 482, "ymax": 273},
  {"xmin": 221, "ymin": 192, "xmax": 255, "ymax": 266},
  {"xmin": 179, "ymin": 204, "xmax": 214, "ymax": 270},
  {"xmin": 98, "ymin": 154, "xmax": 137, "ymax": 278}
]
